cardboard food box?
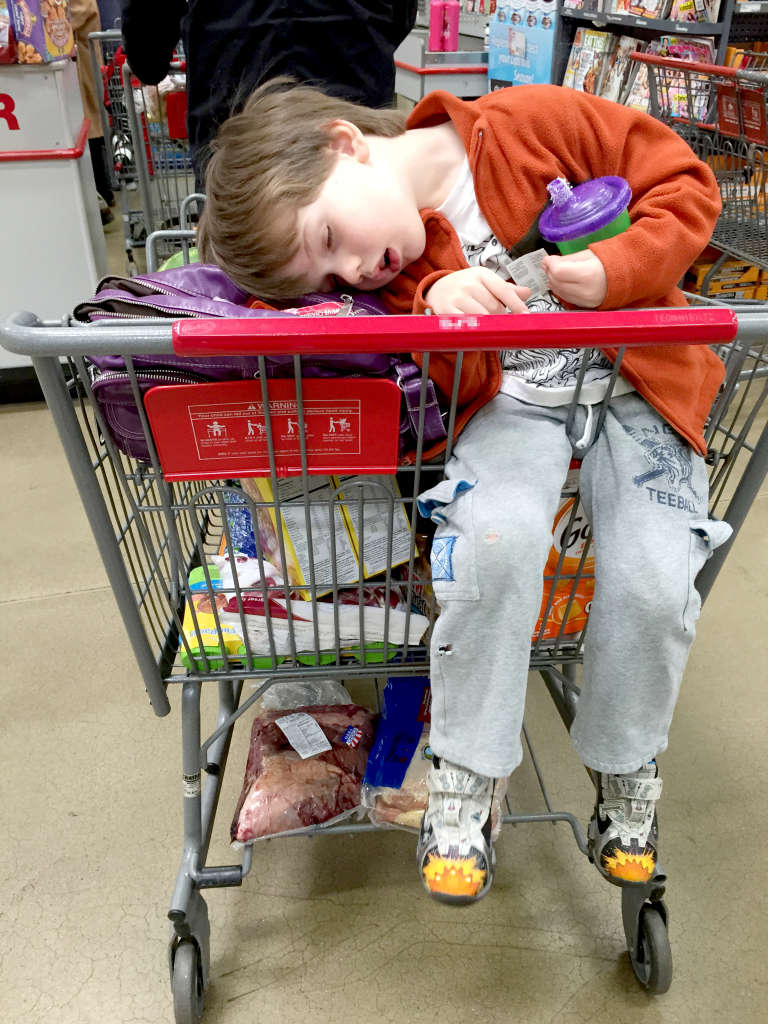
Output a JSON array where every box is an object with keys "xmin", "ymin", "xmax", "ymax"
[
  {"xmin": 8, "ymin": 0, "xmax": 73, "ymax": 63},
  {"xmin": 708, "ymin": 287, "xmax": 756, "ymax": 301},
  {"xmin": 240, "ymin": 474, "xmax": 413, "ymax": 599},
  {"xmin": 687, "ymin": 259, "xmax": 760, "ymax": 291},
  {"xmin": 534, "ymin": 463, "xmax": 594, "ymax": 644}
]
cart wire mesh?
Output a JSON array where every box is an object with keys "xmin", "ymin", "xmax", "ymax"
[{"xmin": 636, "ymin": 51, "xmax": 768, "ymax": 273}]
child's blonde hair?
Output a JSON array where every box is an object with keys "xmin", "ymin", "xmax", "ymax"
[{"xmin": 198, "ymin": 78, "xmax": 407, "ymax": 299}]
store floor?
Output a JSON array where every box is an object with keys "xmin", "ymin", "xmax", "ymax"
[{"xmin": 2, "ymin": 234, "xmax": 767, "ymax": 1023}]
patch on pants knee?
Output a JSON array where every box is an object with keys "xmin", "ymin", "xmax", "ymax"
[{"xmin": 431, "ymin": 536, "xmax": 457, "ymax": 582}]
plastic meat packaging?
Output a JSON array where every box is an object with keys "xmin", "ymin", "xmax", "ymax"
[
  {"xmin": 362, "ymin": 677, "xmax": 433, "ymax": 830},
  {"xmin": 362, "ymin": 677, "xmax": 508, "ymax": 838},
  {"xmin": 231, "ymin": 704, "xmax": 375, "ymax": 843},
  {"xmin": 259, "ymin": 678, "xmax": 352, "ymax": 711}
]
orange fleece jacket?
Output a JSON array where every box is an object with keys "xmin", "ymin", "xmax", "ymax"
[{"xmin": 380, "ymin": 86, "xmax": 725, "ymax": 458}]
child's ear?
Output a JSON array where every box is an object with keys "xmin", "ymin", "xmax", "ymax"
[{"xmin": 326, "ymin": 120, "xmax": 370, "ymax": 163}]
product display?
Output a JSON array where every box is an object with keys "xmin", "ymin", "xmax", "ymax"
[
  {"xmin": 6, "ymin": 0, "xmax": 74, "ymax": 63},
  {"xmin": 685, "ymin": 255, "xmax": 766, "ymax": 299},
  {"xmin": 600, "ymin": 36, "xmax": 644, "ymax": 103},
  {"xmin": 212, "ymin": 552, "xmax": 430, "ymax": 656},
  {"xmin": 487, "ymin": 0, "xmax": 558, "ymax": 89},
  {"xmin": 0, "ymin": 1, "xmax": 12, "ymax": 63},
  {"xmin": 231, "ymin": 704, "xmax": 376, "ymax": 842},
  {"xmin": 428, "ymin": 0, "xmax": 460, "ymax": 51},
  {"xmin": 561, "ymin": 32, "xmax": 717, "ymax": 115}
]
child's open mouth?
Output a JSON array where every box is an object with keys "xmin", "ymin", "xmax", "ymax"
[{"xmin": 380, "ymin": 249, "xmax": 401, "ymax": 277}]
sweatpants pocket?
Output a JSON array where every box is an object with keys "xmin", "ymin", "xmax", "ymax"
[
  {"xmin": 684, "ymin": 517, "xmax": 733, "ymax": 631},
  {"xmin": 418, "ymin": 478, "xmax": 479, "ymax": 601}
]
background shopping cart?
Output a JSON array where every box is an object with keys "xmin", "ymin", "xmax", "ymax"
[
  {"xmin": 88, "ymin": 31, "xmax": 197, "ymax": 275},
  {"xmin": 2, "ymin": 293, "xmax": 767, "ymax": 1023},
  {"xmin": 634, "ymin": 51, "xmax": 768, "ymax": 297}
]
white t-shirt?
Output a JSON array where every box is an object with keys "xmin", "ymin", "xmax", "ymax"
[{"xmin": 435, "ymin": 158, "xmax": 634, "ymax": 407}]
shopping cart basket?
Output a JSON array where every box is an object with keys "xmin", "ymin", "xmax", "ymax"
[
  {"xmin": 88, "ymin": 31, "xmax": 196, "ymax": 273},
  {"xmin": 633, "ymin": 51, "xmax": 768, "ymax": 291},
  {"xmin": 2, "ymin": 299, "xmax": 767, "ymax": 1023}
]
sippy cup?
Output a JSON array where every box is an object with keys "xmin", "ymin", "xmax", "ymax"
[{"xmin": 539, "ymin": 176, "xmax": 632, "ymax": 255}]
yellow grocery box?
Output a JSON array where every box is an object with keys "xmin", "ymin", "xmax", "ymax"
[{"xmin": 689, "ymin": 261, "xmax": 760, "ymax": 290}]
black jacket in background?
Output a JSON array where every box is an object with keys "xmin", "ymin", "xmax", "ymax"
[{"xmin": 120, "ymin": 0, "xmax": 417, "ymax": 187}]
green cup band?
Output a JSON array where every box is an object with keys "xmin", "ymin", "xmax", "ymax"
[{"xmin": 555, "ymin": 209, "xmax": 631, "ymax": 255}]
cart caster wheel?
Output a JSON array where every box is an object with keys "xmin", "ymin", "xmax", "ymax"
[
  {"xmin": 173, "ymin": 940, "xmax": 205, "ymax": 1024},
  {"xmin": 629, "ymin": 905, "xmax": 673, "ymax": 995}
]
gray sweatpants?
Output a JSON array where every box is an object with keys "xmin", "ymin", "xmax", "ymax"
[{"xmin": 419, "ymin": 392, "xmax": 732, "ymax": 779}]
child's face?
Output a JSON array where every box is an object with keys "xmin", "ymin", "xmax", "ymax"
[{"xmin": 284, "ymin": 138, "xmax": 427, "ymax": 293}]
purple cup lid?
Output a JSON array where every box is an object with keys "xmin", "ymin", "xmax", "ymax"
[{"xmin": 539, "ymin": 176, "xmax": 632, "ymax": 242}]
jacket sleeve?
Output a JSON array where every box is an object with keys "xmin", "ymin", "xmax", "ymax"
[
  {"xmin": 482, "ymin": 87, "xmax": 721, "ymax": 310},
  {"xmin": 120, "ymin": 0, "xmax": 186, "ymax": 85},
  {"xmin": 562, "ymin": 91, "xmax": 719, "ymax": 310}
]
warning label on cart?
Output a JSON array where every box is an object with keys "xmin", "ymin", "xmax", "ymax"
[
  {"xmin": 188, "ymin": 398, "xmax": 362, "ymax": 462},
  {"xmin": 144, "ymin": 379, "xmax": 402, "ymax": 480}
]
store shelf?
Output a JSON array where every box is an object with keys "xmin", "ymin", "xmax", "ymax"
[
  {"xmin": 732, "ymin": 1, "xmax": 768, "ymax": 11},
  {"xmin": 560, "ymin": 7, "xmax": 727, "ymax": 32}
]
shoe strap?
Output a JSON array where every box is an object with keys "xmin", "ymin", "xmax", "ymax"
[
  {"xmin": 428, "ymin": 766, "xmax": 493, "ymax": 800},
  {"xmin": 603, "ymin": 775, "xmax": 662, "ymax": 802}
]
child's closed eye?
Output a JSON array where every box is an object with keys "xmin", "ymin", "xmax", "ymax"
[{"xmin": 326, "ymin": 226, "xmax": 334, "ymax": 250}]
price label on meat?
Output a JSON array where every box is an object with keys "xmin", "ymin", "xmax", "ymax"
[
  {"xmin": 276, "ymin": 713, "xmax": 333, "ymax": 759},
  {"xmin": 188, "ymin": 398, "xmax": 361, "ymax": 461}
]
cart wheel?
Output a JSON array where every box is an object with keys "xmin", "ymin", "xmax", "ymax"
[
  {"xmin": 629, "ymin": 905, "xmax": 673, "ymax": 995},
  {"xmin": 172, "ymin": 940, "xmax": 205, "ymax": 1024}
]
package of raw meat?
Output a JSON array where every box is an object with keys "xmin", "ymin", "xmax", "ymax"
[
  {"xmin": 362, "ymin": 677, "xmax": 433, "ymax": 831},
  {"xmin": 231, "ymin": 704, "xmax": 376, "ymax": 844},
  {"xmin": 362, "ymin": 676, "xmax": 508, "ymax": 837}
]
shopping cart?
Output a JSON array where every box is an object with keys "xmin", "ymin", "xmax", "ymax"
[
  {"xmin": 634, "ymin": 51, "xmax": 768, "ymax": 294},
  {"xmin": 2, "ymin": 295, "xmax": 767, "ymax": 1023},
  {"xmin": 88, "ymin": 31, "xmax": 196, "ymax": 273}
]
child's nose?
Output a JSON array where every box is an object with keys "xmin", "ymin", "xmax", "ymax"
[{"xmin": 338, "ymin": 255, "xmax": 363, "ymax": 285}]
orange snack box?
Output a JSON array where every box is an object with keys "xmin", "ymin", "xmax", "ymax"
[{"xmin": 533, "ymin": 461, "xmax": 594, "ymax": 644}]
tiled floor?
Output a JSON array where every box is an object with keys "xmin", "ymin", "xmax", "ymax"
[{"xmin": 1, "ymin": 224, "xmax": 767, "ymax": 1023}]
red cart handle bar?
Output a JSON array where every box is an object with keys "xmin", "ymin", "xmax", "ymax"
[
  {"xmin": 173, "ymin": 307, "xmax": 737, "ymax": 357},
  {"xmin": 630, "ymin": 51, "xmax": 768, "ymax": 85}
]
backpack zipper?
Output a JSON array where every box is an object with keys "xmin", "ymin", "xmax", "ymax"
[{"xmin": 92, "ymin": 368, "xmax": 212, "ymax": 386}]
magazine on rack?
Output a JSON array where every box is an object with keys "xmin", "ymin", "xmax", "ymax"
[{"xmin": 600, "ymin": 35, "xmax": 644, "ymax": 102}]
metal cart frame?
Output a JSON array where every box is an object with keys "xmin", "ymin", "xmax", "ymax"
[
  {"xmin": 88, "ymin": 31, "xmax": 196, "ymax": 274},
  {"xmin": 3, "ymin": 300, "xmax": 768, "ymax": 1022},
  {"xmin": 636, "ymin": 51, "xmax": 768, "ymax": 292}
]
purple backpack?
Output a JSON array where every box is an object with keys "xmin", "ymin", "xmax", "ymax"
[{"xmin": 79, "ymin": 265, "xmax": 447, "ymax": 461}]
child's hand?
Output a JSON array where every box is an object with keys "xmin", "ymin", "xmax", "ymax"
[
  {"xmin": 424, "ymin": 267, "xmax": 531, "ymax": 315},
  {"xmin": 540, "ymin": 250, "xmax": 608, "ymax": 308}
]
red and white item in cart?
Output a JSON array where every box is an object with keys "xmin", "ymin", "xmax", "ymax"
[{"xmin": 231, "ymin": 704, "xmax": 376, "ymax": 842}]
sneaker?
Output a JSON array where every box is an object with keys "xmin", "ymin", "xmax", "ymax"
[
  {"xmin": 417, "ymin": 757, "xmax": 495, "ymax": 906},
  {"xmin": 589, "ymin": 762, "xmax": 662, "ymax": 886}
]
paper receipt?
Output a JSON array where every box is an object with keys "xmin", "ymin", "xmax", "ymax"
[
  {"xmin": 508, "ymin": 248, "xmax": 551, "ymax": 300},
  {"xmin": 276, "ymin": 712, "xmax": 333, "ymax": 758}
]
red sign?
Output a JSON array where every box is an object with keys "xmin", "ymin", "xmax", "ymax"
[
  {"xmin": 144, "ymin": 378, "xmax": 403, "ymax": 481},
  {"xmin": 0, "ymin": 94, "xmax": 20, "ymax": 131},
  {"xmin": 717, "ymin": 83, "xmax": 768, "ymax": 145}
]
